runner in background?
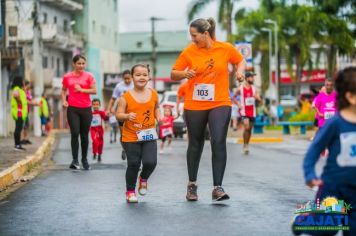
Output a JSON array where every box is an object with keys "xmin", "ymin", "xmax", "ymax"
[
  {"xmin": 233, "ymin": 72, "xmax": 261, "ymax": 155},
  {"xmin": 116, "ymin": 64, "xmax": 161, "ymax": 203},
  {"xmin": 300, "ymin": 66, "xmax": 356, "ymax": 236},
  {"xmin": 90, "ymin": 98, "xmax": 109, "ymax": 162},
  {"xmin": 159, "ymin": 105, "xmax": 179, "ymax": 154},
  {"xmin": 107, "ymin": 70, "xmax": 133, "ymax": 160}
]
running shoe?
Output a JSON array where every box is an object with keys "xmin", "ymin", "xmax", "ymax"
[
  {"xmin": 186, "ymin": 184, "xmax": 198, "ymax": 201},
  {"xmin": 138, "ymin": 176, "xmax": 147, "ymax": 196},
  {"xmin": 121, "ymin": 150, "xmax": 127, "ymax": 160},
  {"xmin": 212, "ymin": 186, "xmax": 230, "ymax": 201},
  {"xmin": 126, "ymin": 191, "xmax": 138, "ymax": 203},
  {"xmin": 14, "ymin": 145, "xmax": 26, "ymax": 151},
  {"xmin": 69, "ymin": 161, "xmax": 80, "ymax": 170},
  {"xmin": 98, "ymin": 155, "xmax": 102, "ymax": 162},
  {"xmin": 93, "ymin": 154, "xmax": 96, "ymax": 160},
  {"xmin": 159, "ymin": 149, "xmax": 164, "ymax": 154},
  {"xmin": 243, "ymin": 146, "xmax": 249, "ymax": 155},
  {"xmin": 82, "ymin": 159, "xmax": 91, "ymax": 170}
]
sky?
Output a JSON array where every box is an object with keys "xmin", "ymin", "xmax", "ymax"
[{"xmin": 119, "ymin": 0, "xmax": 259, "ymax": 39}]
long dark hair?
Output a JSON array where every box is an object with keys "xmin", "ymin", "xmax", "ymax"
[
  {"xmin": 11, "ymin": 76, "xmax": 24, "ymax": 89},
  {"xmin": 335, "ymin": 66, "xmax": 356, "ymax": 110}
]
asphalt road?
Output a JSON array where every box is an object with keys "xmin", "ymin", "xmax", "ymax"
[{"xmin": 0, "ymin": 133, "xmax": 320, "ymax": 236}]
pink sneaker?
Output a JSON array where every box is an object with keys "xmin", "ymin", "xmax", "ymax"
[{"xmin": 126, "ymin": 191, "xmax": 138, "ymax": 203}]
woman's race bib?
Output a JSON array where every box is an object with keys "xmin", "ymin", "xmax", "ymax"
[
  {"xmin": 245, "ymin": 97, "xmax": 255, "ymax": 106},
  {"xmin": 324, "ymin": 111, "xmax": 335, "ymax": 120},
  {"xmin": 337, "ymin": 132, "xmax": 356, "ymax": 167},
  {"xmin": 193, "ymin": 84, "xmax": 215, "ymax": 101},
  {"xmin": 137, "ymin": 128, "xmax": 158, "ymax": 141},
  {"xmin": 91, "ymin": 115, "xmax": 102, "ymax": 127}
]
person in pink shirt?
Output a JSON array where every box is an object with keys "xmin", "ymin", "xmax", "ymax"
[
  {"xmin": 314, "ymin": 79, "xmax": 337, "ymax": 128},
  {"xmin": 61, "ymin": 55, "xmax": 97, "ymax": 170}
]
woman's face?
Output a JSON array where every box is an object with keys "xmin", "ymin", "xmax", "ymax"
[
  {"xmin": 132, "ymin": 66, "xmax": 149, "ymax": 89},
  {"xmin": 189, "ymin": 27, "xmax": 208, "ymax": 48},
  {"xmin": 73, "ymin": 58, "xmax": 86, "ymax": 72}
]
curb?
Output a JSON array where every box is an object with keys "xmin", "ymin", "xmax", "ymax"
[
  {"xmin": 0, "ymin": 131, "xmax": 56, "ymax": 191},
  {"xmin": 237, "ymin": 137, "xmax": 283, "ymax": 144}
]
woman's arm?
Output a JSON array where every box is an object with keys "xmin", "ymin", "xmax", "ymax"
[
  {"xmin": 75, "ymin": 83, "xmax": 97, "ymax": 94},
  {"xmin": 235, "ymin": 59, "xmax": 246, "ymax": 82},
  {"xmin": 171, "ymin": 69, "xmax": 196, "ymax": 81},
  {"xmin": 61, "ymin": 87, "xmax": 68, "ymax": 107}
]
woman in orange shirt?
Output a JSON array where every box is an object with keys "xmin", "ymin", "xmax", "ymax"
[
  {"xmin": 116, "ymin": 64, "xmax": 161, "ymax": 203},
  {"xmin": 171, "ymin": 18, "xmax": 246, "ymax": 202}
]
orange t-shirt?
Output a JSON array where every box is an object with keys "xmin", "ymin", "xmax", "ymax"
[
  {"xmin": 172, "ymin": 41, "xmax": 244, "ymax": 110},
  {"xmin": 122, "ymin": 89, "xmax": 159, "ymax": 142},
  {"xmin": 177, "ymin": 82, "xmax": 188, "ymax": 98}
]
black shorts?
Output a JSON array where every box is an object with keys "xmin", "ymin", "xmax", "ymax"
[
  {"xmin": 241, "ymin": 116, "xmax": 255, "ymax": 123},
  {"xmin": 161, "ymin": 134, "xmax": 172, "ymax": 142}
]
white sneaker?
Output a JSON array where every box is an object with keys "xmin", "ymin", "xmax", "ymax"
[
  {"xmin": 126, "ymin": 191, "xmax": 138, "ymax": 203},
  {"xmin": 159, "ymin": 149, "xmax": 164, "ymax": 154},
  {"xmin": 243, "ymin": 146, "xmax": 249, "ymax": 155},
  {"xmin": 138, "ymin": 177, "xmax": 147, "ymax": 196}
]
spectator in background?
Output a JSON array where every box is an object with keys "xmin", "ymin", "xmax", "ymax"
[
  {"xmin": 257, "ymin": 99, "xmax": 269, "ymax": 123},
  {"xmin": 39, "ymin": 93, "xmax": 50, "ymax": 137},
  {"xmin": 230, "ymin": 88, "xmax": 239, "ymax": 131},
  {"xmin": 21, "ymin": 81, "xmax": 39, "ymax": 145},
  {"xmin": 300, "ymin": 97, "xmax": 312, "ymax": 115},
  {"xmin": 269, "ymin": 100, "xmax": 278, "ymax": 126}
]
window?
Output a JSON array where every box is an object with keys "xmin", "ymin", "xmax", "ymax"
[
  {"xmin": 56, "ymin": 58, "xmax": 60, "ymax": 77},
  {"xmin": 64, "ymin": 59, "xmax": 69, "ymax": 73},
  {"xmin": 42, "ymin": 56, "xmax": 48, "ymax": 68},
  {"xmin": 63, "ymin": 20, "xmax": 68, "ymax": 32},
  {"xmin": 43, "ymin": 13, "xmax": 47, "ymax": 24},
  {"xmin": 136, "ymin": 41, "xmax": 143, "ymax": 48},
  {"xmin": 114, "ymin": 32, "xmax": 118, "ymax": 44},
  {"xmin": 113, "ymin": 0, "xmax": 117, "ymax": 11},
  {"xmin": 53, "ymin": 16, "xmax": 57, "ymax": 24},
  {"xmin": 51, "ymin": 56, "xmax": 54, "ymax": 68}
]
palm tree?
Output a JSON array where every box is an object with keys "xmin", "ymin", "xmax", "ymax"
[{"xmin": 187, "ymin": 0, "xmax": 240, "ymax": 42}]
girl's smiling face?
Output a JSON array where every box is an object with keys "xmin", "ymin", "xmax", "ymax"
[{"xmin": 132, "ymin": 66, "xmax": 150, "ymax": 89}]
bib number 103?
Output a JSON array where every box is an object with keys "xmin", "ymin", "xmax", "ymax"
[
  {"xmin": 193, "ymin": 84, "xmax": 215, "ymax": 101},
  {"xmin": 197, "ymin": 89, "xmax": 208, "ymax": 97}
]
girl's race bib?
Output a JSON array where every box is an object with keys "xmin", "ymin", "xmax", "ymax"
[
  {"xmin": 162, "ymin": 127, "xmax": 173, "ymax": 137},
  {"xmin": 337, "ymin": 132, "xmax": 356, "ymax": 167},
  {"xmin": 137, "ymin": 128, "xmax": 158, "ymax": 141}
]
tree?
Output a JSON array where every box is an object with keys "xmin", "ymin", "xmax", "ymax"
[{"xmin": 187, "ymin": 0, "xmax": 240, "ymax": 42}]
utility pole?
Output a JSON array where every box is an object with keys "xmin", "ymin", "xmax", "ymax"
[
  {"xmin": 32, "ymin": 0, "xmax": 43, "ymax": 137},
  {"xmin": 0, "ymin": 0, "xmax": 4, "ymax": 136},
  {"xmin": 150, "ymin": 17, "xmax": 163, "ymax": 89}
]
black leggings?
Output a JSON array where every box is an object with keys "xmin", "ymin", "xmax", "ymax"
[
  {"xmin": 14, "ymin": 118, "xmax": 23, "ymax": 146},
  {"xmin": 67, "ymin": 106, "xmax": 92, "ymax": 162},
  {"xmin": 184, "ymin": 106, "xmax": 231, "ymax": 186},
  {"xmin": 123, "ymin": 141, "xmax": 157, "ymax": 191}
]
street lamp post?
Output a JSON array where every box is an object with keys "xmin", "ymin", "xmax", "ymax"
[
  {"xmin": 150, "ymin": 17, "xmax": 164, "ymax": 89},
  {"xmin": 264, "ymin": 19, "xmax": 279, "ymax": 102},
  {"xmin": 261, "ymin": 27, "xmax": 273, "ymax": 98}
]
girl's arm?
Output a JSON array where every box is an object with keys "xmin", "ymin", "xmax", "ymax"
[
  {"xmin": 154, "ymin": 100, "xmax": 161, "ymax": 123},
  {"xmin": 116, "ymin": 97, "xmax": 136, "ymax": 122}
]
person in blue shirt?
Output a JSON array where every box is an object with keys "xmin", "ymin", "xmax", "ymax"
[{"xmin": 301, "ymin": 66, "xmax": 356, "ymax": 236}]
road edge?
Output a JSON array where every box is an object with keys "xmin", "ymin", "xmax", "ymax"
[{"xmin": 0, "ymin": 131, "xmax": 57, "ymax": 191}]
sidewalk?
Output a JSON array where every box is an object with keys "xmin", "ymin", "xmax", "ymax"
[{"xmin": 0, "ymin": 133, "xmax": 56, "ymax": 191}]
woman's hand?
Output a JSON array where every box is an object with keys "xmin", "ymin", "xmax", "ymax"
[
  {"xmin": 306, "ymin": 179, "xmax": 323, "ymax": 189},
  {"xmin": 74, "ymin": 84, "xmax": 82, "ymax": 92},
  {"xmin": 185, "ymin": 69, "xmax": 196, "ymax": 79},
  {"xmin": 236, "ymin": 71, "xmax": 245, "ymax": 82}
]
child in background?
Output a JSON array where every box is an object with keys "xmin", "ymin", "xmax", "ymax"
[
  {"xmin": 109, "ymin": 115, "xmax": 118, "ymax": 143},
  {"xmin": 90, "ymin": 98, "xmax": 108, "ymax": 162},
  {"xmin": 159, "ymin": 105, "xmax": 178, "ymax": 154},
  {"xmin": 116, "ymin": 64, "xmax": 161, "ymax": 203},
  {"xmin": 299, "ymin": 67, "xmax": 356, "ymax": 235}
]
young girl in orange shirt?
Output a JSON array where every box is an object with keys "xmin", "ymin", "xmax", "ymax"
[{"xmin": 116, "ymin": 64, "xmax": 161, "ymax": 203}]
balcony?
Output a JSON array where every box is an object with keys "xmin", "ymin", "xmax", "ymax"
[
  {"xmin": 40, "ymin": 0, "xmax": 83, "ymax": 11},
  {"xmin": 18, "ymin": 21, "xmax": 84, "ymax": 51}
]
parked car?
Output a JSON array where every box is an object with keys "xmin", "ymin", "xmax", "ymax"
[
  {"xmin": 280, "ymin": 95, "xmax": 298, "ymax": 107},
  {"xmin": 160, "ymin": 91, "xmax": 186, "ymax": 138}
]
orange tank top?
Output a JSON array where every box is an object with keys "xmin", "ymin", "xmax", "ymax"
[{"xmin": 122, "ymin": 89, "xmax": 158, "ymax": 142}]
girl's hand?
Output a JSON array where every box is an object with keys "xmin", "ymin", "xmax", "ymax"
[
  {"xmin": 63, "ymin": 101, "xmax": 68, "ymax": 107},
  {"xmin": 74, "ymin": 84, "xmax": 82, "ymax": 92},
  {"xmin": 127, "ymin": 112, "xmax": 137, "ymax": 121}
]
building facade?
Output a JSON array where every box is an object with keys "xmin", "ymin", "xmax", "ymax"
[
  {"xmin": 120, "ymin": 31, "xmax": 189, "ymax": 92},
  {"xmin": 74, "ymin": 0, "xmax": 120, "ymax": 106}
]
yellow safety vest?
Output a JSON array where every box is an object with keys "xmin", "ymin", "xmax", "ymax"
[
  {"xmin": 39, "ymin": 97, "xmax": 49, "ymax": 118},
  {"xmin": 11, "ymin": 86, "xmax": 28, "ymax": 121}
]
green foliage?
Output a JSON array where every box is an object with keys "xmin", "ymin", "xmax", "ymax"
[{"xmin": 289, "ymin": 111, "xmax": 316, "ymax": 122}]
